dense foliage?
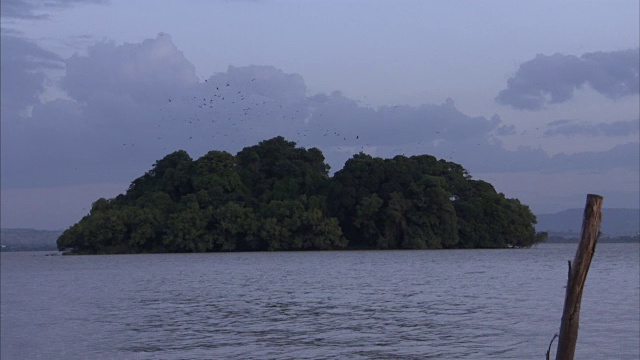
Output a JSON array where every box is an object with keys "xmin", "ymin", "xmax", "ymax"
[{"xmin": 57, "ymin": 137, "xmax": 546, "ymax": 254}]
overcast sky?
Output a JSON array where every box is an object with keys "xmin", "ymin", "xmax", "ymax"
[{"xmin": 1, "ymin": 0, "xmax": 638, "ymax": 230}]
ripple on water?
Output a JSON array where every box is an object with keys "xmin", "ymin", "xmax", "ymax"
[{"xmin": 1, "ymin": 244, "xmax": 639, "ymax": 359}]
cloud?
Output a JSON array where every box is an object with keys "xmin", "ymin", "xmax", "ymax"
[
  {"xmin": 582, "ymin": 50, "xmax": 640, "ymax": 98},
  {"xmin": 1, "ymin": 0, "xmax": 108, "ymax": 19},
  {"xmin": 2, "ymin": 34, "xmax": 638, "ymax": 194},
  {"xmin": 496, "ymin": 49, "xmax": 639, "ymax": 110},
  {"xmin": 3, "ymin": 33, "xmax": 639, "ymax": 228},
  {"xmin": 62, "ymin": 33, "xmax": 199, "ymax": 105},
  {"xmin": 544, "ymin": 118, "xmax": 640, "ymax": 137},
  {"xmin": 494, "ymin": 124, "xmax": 516, "ymax": 136},
  {"xmin": 546, "ymin": 142, "xmax": 639, "ymax": 172},
  {"xmin": 0, "ymin": 34, "xmax": 63, "ymax": 117},
  {"xmin": 1, "ymin": 0, "xmax": 49, "ymax": 19}
]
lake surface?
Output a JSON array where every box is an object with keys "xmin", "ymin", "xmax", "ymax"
[{"xmin": 1, "ymin": 243, "xmax": 638, "ymax": 359}]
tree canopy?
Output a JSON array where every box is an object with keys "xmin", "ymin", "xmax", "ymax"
[{"xmin": 57, "ymin": 137, "xmax": 546, "ymax": 254}]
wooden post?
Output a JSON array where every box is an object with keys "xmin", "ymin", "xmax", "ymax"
[{"xmin": 555, "ymin": 194, "xmax": 603, "ymax": 360}]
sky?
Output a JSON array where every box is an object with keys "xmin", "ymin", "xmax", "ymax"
[{"xmin": 1, "ymin": 0, "xmax": 638, "ymax": 230}]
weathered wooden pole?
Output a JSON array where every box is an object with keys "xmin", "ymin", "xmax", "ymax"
[{"xmin": 555, "ymin": 194, "xmax": 603, "ymax": 360}]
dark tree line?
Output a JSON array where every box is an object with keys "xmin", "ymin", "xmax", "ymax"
[{"xmin": 57, "ymin": 137, "xmax": 546, "ymax": 254}]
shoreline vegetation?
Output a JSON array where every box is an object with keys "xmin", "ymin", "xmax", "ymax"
[
  {"xmin": 57, "ymin": 136, "xmax": 548, "ymax": 255},
  {"xmin": 3, "ymin": 230, "xmax": 636, "ymax": 253}
]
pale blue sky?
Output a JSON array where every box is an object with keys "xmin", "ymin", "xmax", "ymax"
[{"xmin": 1, "ymin": 0, "xmax": 639, "ymax": 229}]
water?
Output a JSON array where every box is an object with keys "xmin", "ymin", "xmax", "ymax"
[{"xmin": 1, "ymin": 243, "xmax": 638, "ymax": 359}]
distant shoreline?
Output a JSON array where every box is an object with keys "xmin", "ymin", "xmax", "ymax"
[
  {"xmin": 0, "ymin": 228, "xmax": 61, "ymax": 252},
  {"xmin": 545, "ymin": 235, "xmax": 639, "ymax": 244},
  {"xmin": 535, "ymin": 208, "xmax": 639, "ymax": 236}
]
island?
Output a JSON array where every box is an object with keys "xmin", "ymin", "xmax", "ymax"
[{"xmin": 57, "ymin": 137, "xmax": 547, "ymax": 254}]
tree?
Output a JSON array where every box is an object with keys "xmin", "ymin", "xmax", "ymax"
[
  {"xmin": 162, "ymin": 194, "xmax": 213, "ymax": 252},
  {"xmin": 126, "ymin": 150, "xmax": 194, "ymax": 202},
  {"xmin": 57, "ymin": 136, "xmax": 543, "ymax": 254},
  {"xmin": 211, "ymin": 201, "xmax": 259, "ymax": 251},
  {"xmin": 236, "ymin": 136, "xmax": 330, "ymax": 203}
]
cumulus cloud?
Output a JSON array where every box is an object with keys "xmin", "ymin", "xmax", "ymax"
[
  {"xmin": 496, "ymin": 49, "xmax": 639, "ymax": 110},
  {"xmin": 544, "ymin": 118, "xmax": 640, "ymax": 137},
  {"xmin": 62, "ymin": 33, "xmax": 199, "ymax": 105},
  {"xmin": 3, "ymin": 33, "xmax": 640, "ymax": 228},
  {"xmin": 0, "ymin": 34, "xmax": 63, "ymax": 117},
  {"xmin": 2, "ymin": 34, "xmax": 639, "ymax": 193}
]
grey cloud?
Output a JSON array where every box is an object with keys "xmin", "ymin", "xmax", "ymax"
[
  {"xmin": 301, "ymin": 96, "xmax": 501, "ymax": 147},
  {"xmin": 544, "ymin": 118, "xmax": 640, "ymax": 137},
  {"xmin": 582, "ymin": 50, "xmax": 640, "ymax": 98},
  {"xmin": 0, "ymin": 34, "xmax": 63, "ymax": 117},
  {"xmin": 2, "ymin": 34, "xmax": 638, "ymax": 190},
  {"xmin": 494, "ymin": 124, "xmax": 516, "ymax": 136},
  {"xmin": 547, "ymin": 119, "xmax": 573, "ymax": 126},
  {"xmin": 0, "ymin": 61, "xmax": 508, "ymax": 188},
  {"xmin": 1, "ymin": 0, "xmax": 108, "ymax": 19},
  {"xmin": 547, "ymin": 142, "xmax": 639, "ymax": 172},
  {"xmin": 207, "ymin": 65, "xmax": 308, "ymax": 105},
  {"xmin": 62, "ymin": 34, "xmax": 199, "ymax": 105},
  {"xmin": 1, "ymin": 0, "xmax": 48, "ymax": 19},
  {"xmin": 496, "ymin": 49, "xmax": 639, "ymax": 110},
  {"xmin": 469, "ymin": 142, "xmax": 639, "ymax": 174}
]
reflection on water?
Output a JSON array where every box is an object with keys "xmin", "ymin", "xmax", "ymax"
[{"xmin": 1, "ymin": 243, "xmax": 639, "ymax": 359}]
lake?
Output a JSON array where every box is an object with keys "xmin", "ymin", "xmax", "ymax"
[{"xmin": 1, "ymin": 243, "xmax": 638, "ymax": 359}]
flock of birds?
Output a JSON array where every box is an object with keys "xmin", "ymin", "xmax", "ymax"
[
  {"xmin": 116, "ymin": 77, "xmax": 481, "ymax": 165},
  {"xmin": 155, "ymin": 78, "xmax": 369, "ymax": 154}
]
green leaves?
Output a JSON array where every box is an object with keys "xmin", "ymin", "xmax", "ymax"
[
  {"xmin": 57, "ymin": 137, "xmax": 541, "ymax": 254},
  {"xmin": 328, "ymin": 152, "xmax": 538, "ymax": 250}
]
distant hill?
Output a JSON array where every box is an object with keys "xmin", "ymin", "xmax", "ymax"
[
  {"xmin": 536, "ymin": 208, "xmax": 639, "ymax": 236},
  {"xmin": 0, "ymin": 228, "xmax": 62, "ymax": 251}
]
